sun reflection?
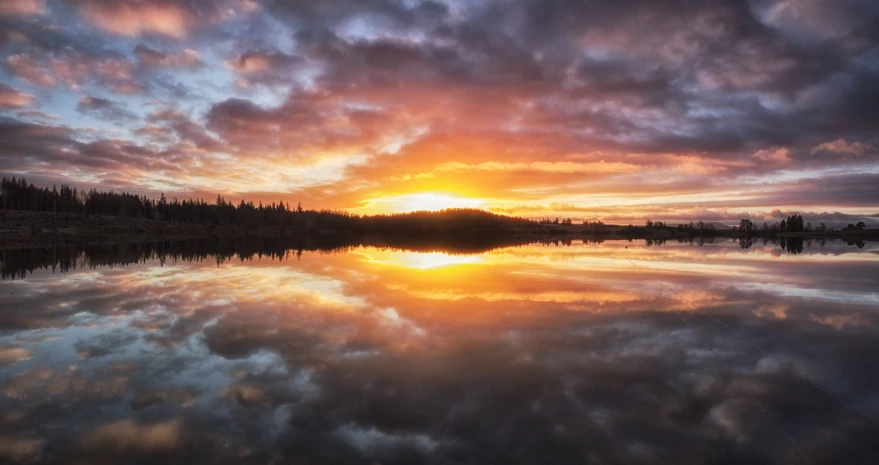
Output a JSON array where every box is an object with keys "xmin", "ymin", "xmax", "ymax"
[{"xmin": 356, "ymin": 250, "xmax": 483, "ymax": 269}]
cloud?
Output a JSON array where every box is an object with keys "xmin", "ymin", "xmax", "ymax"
[
  {"xmin": 64, "ymin": 0, "xmax": 261, "ymax": 38},
  {"xmin": 0, "ymin": 84, "xmax": 34, "ymax": 108},
  {"xmin": 0, "ymin": 117, "xmax": 75, "ymax": 171},
  {"xmin": 69, "ymin": 0, "xmax": 192, "ymax": 38},
  {"xmin": 73, "ymin": 330, "xmax": 139, "ymax": 359},
  {"xmin": 76, "ymin": 95, "xmax": 114, "ymax": 110},
  {"xmin": 76, "ymin": 95, "xmax": 139, "ymax": 123},
  {"xmin": 78, "ymin": 419, "xmax": 183, "ymax": 452},
  {"xmin": 224, "ymin": 49, "xmax": 302, "ymax": 85},
  {"xmin": 0, "ymin": 0, "xmax": 46, "ymax": 17},
  {"xmin": 4, "ymin": 50, "xmax": 143, "ymax": 94},
  {"xmin": 0, "ymin": 436, "xmax": 45, "ymax": 463},
  {"xmin": 134, "ymin": 44, "xmax": 203, "ymax": 69},
  {"xmin": 4, "ymin": 54, "xmax": 54, "ymax": 86},
  {"xmin": 752, "ymin": 147, "xmax": 793, "ymax": 166},
  {"xmin": 811, "ymin": 138, "xmax": 875, "ymax": 156},
  {"xmin": 0, "ymin": 343, "xmax": 30, "ymax": 366},
  {"xmin": 146, "ymin": 108, "xmax": 222, "ymax": 151},
  {"xmin": 225, "ymin": 50, "xmax": 300, "ymax": 75},
  {"xmin": 16, "ymin": 109, "xmax": 59, "ymax": 120}
]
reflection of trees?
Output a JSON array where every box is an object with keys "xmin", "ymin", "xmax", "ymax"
[
  {"xmin": 2, "ymin": 234, "xmax": 628, "ymax": 279},
  {"xmin": 779, "ymin": 237, "xmax": 804, "ymax": 254},
  {"xmin": 675, "ymin": 236, "xmax": 716, "ymax": 246},
  {"xmin": 0, "ymin": 234, "xmax": 541, "ymax": 280},
  {"xmin": 2, "ymin": 233, "xmax": 868, "ymax": 280}
]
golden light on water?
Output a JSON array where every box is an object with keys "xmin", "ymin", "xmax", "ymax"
[{"xmin": 355, "ymin": 249, "xmax": 484, "ymax": 270}]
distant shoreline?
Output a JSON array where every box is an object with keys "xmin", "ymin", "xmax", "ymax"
[{"xmin": 1, "ymin": 210, "xmax": 877, "ymax": 251}]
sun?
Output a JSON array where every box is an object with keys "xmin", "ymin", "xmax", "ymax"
[
  {"xmin": 397, "ymin": 193, "xmax": 484, "ymax": 212},
  {"xmin": 356, "ymin": 193, "xmax": 484, "ymax": 214}
]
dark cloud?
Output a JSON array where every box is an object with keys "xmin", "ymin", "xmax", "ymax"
[
  {"xmin": 0, "ymin": 117, "xmax": 75, "ymax": 169},
  {"xmin": 224, "ymin": 50, "xmax": 302, "ymax": 85},
  {"xmin": 73, "ymin": 330, "xmax": 140, "ymax": 359},
  {"xmin": 76, "ymin": 95, "xmax": 139, "ymax": 122},
  {"xmin": 204, "ymin": 94, "xmax": 375, "ymax": 155},
  {"xmin": 756, "ymin": 172, "xmax": 879, "ymax": 208},
  {"xmin": 263, "ymin": 0, "xmax": 449, "ymax": 30},
  {"xmin": 147, "ymin": 108, "xmax": 222, "ymax": 151},
  {"xmin": 133, "ymin": 44, "xmax": 203, "ymax": 69}
]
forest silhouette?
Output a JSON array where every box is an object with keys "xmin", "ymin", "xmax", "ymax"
[
  {"xmin": 0, "ymin": 176, "xmax": 537, "ymax": 234},
  {"xmin": 2, "ymin": 178, "xmax": 876, "ymax": 251}
]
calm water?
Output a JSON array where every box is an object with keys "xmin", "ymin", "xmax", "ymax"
[{"xmin": 1, "ymin": 239, "xmax": 878, "ymax": 464}]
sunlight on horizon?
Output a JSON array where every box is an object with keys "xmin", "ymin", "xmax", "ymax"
[{"xmin": 354, "ymin": 193, "xmax": 485, "ymax": 214}]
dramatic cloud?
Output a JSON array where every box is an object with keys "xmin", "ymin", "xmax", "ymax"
[{"xmin": 0, "ymin": 0, "xmax": 877, "ymax": 219}]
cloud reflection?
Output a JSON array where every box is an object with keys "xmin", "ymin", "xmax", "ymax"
[{"xmin": 0, "ymin": 240, "xmax": 877, "ymax": 464}]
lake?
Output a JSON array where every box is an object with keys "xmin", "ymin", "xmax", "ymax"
[{"xmin": 1, "ymin": 238, "xmax": 877, "ymax": 464}]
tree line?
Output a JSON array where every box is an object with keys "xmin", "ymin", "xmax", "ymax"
[
  {"xmin": 0, "ymin": 177, "xmax": 540, "ymax": 234},
  {"xmin": 739, "ymin": 214, "xmax": 865, "ymax": 234},
  {"xmin": 4, "ymin": 177, "xmax": 870, "ymax": 235},
  {"xmin": 1, "ymin": 176, "xmax": 307, "ymax": 226}
]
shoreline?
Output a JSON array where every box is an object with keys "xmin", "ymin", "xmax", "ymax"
[{"xmin": 2, "ymin": 210, "xmax": 877, "ymax": 251}]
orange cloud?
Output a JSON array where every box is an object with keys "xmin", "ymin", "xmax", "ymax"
[
  {"xmin": 752, "ymin": 147, "xmax": 793, "ymax": 166},
  {"xmin": 811, "ymin": 139, "xmax": 874, "ymax": 157},
  {"xmin": 76, "ymin": 1, "xmax": 191, "ymax": 38}
]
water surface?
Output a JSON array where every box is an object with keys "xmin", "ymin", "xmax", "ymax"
[{"xmin": 1, "ymin": 239, "xmax": 878, "ymax": 464}]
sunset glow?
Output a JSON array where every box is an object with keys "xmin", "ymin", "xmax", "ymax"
[
  {"xmin": 0, "ymin": 0, "xmax": 877, "ymax": 224},
  {"xmin": 357, "ymin": 193, "xmax": 485, "ymax": 214},
  {"xmin": 3, "ymin": 1, "xmax": 879, "ymax": 459}
]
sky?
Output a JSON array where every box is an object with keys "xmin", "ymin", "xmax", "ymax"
[{"xmin": 1, "ymin": 0, "xmax": 878, "ymax": 223}]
